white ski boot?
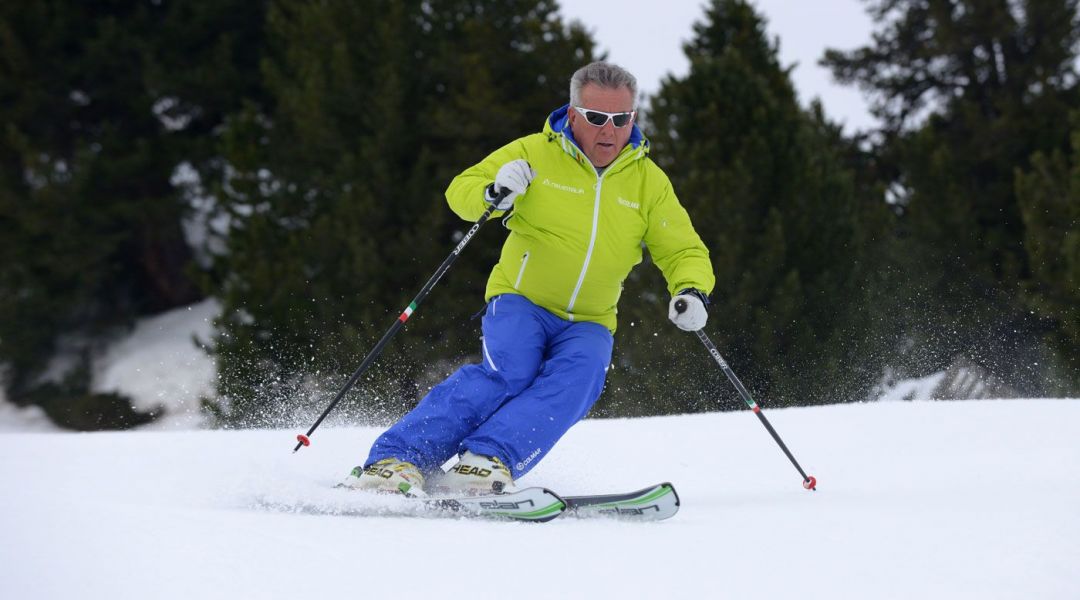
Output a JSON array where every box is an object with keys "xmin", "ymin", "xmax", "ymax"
[
  {"xmin": 435, "ymin": 451, "xmax": 516, "ymax": 495},
  {"xmin": 340, "ymin": 458, "xmax": 426, "ymax": 497}
]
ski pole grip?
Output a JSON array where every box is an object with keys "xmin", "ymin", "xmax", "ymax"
[
  {"xmin": 674, "ymin": 298, "xmax": 687, "ymax": 314},
  {"xmin": 487, "ymin": 185, "xmax": 512, "ymax": 206}
]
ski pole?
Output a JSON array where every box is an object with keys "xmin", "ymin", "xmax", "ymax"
[
  {"xmin": 293, "ymin": 189, "xmax": 509, "ymax": 452},
  {"xmin": 675, "ymin": 299, "xmax": 817, "ymax": 490}
]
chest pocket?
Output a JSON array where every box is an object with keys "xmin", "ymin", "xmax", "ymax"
[
  {"xmin": 601, "ymin": 187, "xmax": 648, "ymax": 253},
  {"xmin": 515, "ymin": 176, "xmax": 595, "ymax": 243}
]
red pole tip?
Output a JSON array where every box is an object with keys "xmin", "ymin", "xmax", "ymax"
[
  {"xmin": 803, "ymin": 476, "xmax": 817, "ymax": 491},
  {"xmin": 296, "ymin": 434, "xmax": 311, "ymax": 447}
]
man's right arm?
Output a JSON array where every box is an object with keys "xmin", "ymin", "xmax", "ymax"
[{"xmin": 445, "ymin": 138, "xmax": 531, "ymax": 221}]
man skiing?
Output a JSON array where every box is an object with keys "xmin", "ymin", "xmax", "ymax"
[{"xmin": 344, "ymin": 61, "xmax": 715, "ymax": 496}]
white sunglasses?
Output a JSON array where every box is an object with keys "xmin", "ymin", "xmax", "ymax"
[{"xmin": 572, "ymin": 106, "xmax": 636, "ymax": 128}]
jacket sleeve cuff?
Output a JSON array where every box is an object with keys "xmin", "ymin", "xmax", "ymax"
[{"xmin": 677, "ymin": 288, "xmax": 711, "ymax": 307}]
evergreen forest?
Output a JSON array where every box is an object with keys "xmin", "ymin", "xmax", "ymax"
[{"xmin": 1, "ymin": 0, "xmax": 1077, "ymax": 429}]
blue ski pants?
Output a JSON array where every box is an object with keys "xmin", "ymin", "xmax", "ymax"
[{"xmin": 366, "ymin": 293, "xmax": 613, "ymax": 478}]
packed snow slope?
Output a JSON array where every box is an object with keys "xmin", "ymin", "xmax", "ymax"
[{"xmin": 2, "ymin": 399, "xmax": 1077, "ymax": 600}]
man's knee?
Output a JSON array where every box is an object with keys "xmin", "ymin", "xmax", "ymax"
[
  {"xmin": 555, "ymin": 348, "xmax": 610, "ymax": 382},
  {"xmin": 493, "ymin": 364, "xmax": 539, "ymax": 397}
]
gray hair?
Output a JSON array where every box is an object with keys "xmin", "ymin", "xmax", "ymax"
[{"xmin": 569, "ymin": 62, "xmax": 638, "ymax": 108}]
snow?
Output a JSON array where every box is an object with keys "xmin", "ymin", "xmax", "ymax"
[
  {"xmin": 2, "ymin": 399, "xmax": 1078, "ymax": 599},
  {"xmin": 0, "ymin": 299, "xmax": 216, "ymax": 432},
  {"xmin": 1, "ymin": 306, "xmax": 1076, "ymax": 597},
  {"xmin": 90, "ymin": 299, "xmax": 219, "ymax": 430},
  {"xmin": 875, "ymin": 370, "xmax": 946, "ymax": 402},
  {"xmin": 0, "ymin": 397, "xmax": 56, "ymax": 432}
]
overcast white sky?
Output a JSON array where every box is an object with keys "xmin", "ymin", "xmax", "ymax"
[{"xmin": 559, "ymin": 0, "xmax": 878, "ymax": 133}]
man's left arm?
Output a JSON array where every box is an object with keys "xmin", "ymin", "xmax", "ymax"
[
  {"xmin": 643, "ymin": 182, "xmax": 715, "ymax": 298},
  {"xmin": 643, "ymin": 180, "xmax": 716, "ymax": 331}
]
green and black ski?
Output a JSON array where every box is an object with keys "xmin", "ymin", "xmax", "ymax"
[{"xmin": 259, "ymin": 482, "xmax": 679, "ymax": 523}]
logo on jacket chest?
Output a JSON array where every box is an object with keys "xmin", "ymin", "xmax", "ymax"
[
  {"xmin": 617, "ymin": 196, "xmax": 641, "ymax": 210},
  {"xmin": 540, "ymin": 178, "xmax": 585, "ymax": 195}
]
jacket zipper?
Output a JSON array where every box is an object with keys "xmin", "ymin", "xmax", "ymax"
[
  {"xmin": 514, "ymin": 251, "xmax": 530, "ymax": 289},
  {"xmin": 566, "ymin": 178, "xmax": 602, "ymax": 318},
  {"xmin": 565, "ymin": 150, "xmax": 634, "ymax": 317}
]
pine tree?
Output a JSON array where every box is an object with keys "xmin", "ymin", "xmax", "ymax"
[
  {"xmin": 823, "ymin": 0, "xmax": 1080, "ymax": 390},
  {"xmin": 208, "ymin": 0, "xmax": 598, "ymax": 425},
  {"xmin": 597, "ymin": 0, "xmax": 889, "ymax": 414},
  {"xmin": 0, "ymin": 1, "xmax": 268, "ymax": 427},
  {"xmin": 1015, "ymin": 113, "xmax": 1080, "ymax": 391}
]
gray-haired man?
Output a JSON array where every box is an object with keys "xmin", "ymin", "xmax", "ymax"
[{"xmin": 344, "ymin": 62, "xmax": 715, "ymax": 496}]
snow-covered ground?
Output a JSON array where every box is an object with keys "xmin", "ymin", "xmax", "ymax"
[
  {"xmin": 0, "ymin": 397, "xmax": 55, "ymax": 432},
  {"xmin": 90, "ymin": 299, "xmax": 219, "ymax": 430},
  {"xmin": 2, "ymin": 302, "xmax": 1077, "ymax": 597},
  {"xmin": 0, "ymin": 299, "xmax": 218, "ymax": 432},
  {"xmin": 2, "ymin": 399, "xmax": 1078, "ymax": 599}
]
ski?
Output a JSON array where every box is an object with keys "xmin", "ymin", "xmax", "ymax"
[
  {"xmin": 421, "ymin": 486, "xmax": 566, "ymax": 522},
  {"xmin": 256, "ymin": 485, "xmax": 566, "ymax": 522},
  {"xmin": 266, "ymin": 482, "xmax": 678, "ymax": 523},
  {"xmin": 563, "ymin": 482, "xmax": 680, "ymax": 521},
  {"xmin": 419, "ymin": 482, "xmax": 679, "ymax": 522}
]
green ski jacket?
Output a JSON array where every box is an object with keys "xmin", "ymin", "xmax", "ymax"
[{"xmin": 446, "ymin": 104, "xmax": 715, "ymax": 333}]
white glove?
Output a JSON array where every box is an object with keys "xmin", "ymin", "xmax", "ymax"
[
  {"xmin": 485, "ymin": 159, "xmax": 536, "ymax": 210},
  {"xmin": 668, "ymin": 291, "xmax": 708, "ymax": 332}
]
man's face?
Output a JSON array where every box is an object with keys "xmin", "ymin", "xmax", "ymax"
[{"xmin": 568, "ymin": 83, "xmax": 635, "ymax": 168}]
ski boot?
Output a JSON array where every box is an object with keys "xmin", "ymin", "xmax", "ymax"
[
  {"xmin": 340, "ymin": 458, "xmax": 426, "ymax": 497},
  {"xmin": 433, "ymin": 451, "xmax": 516, "ymax": 496}
]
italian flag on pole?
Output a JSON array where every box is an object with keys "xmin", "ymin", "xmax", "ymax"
[{"xmin": 398, "ymin": 302, "xmax": 417, "ymax": 323}]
